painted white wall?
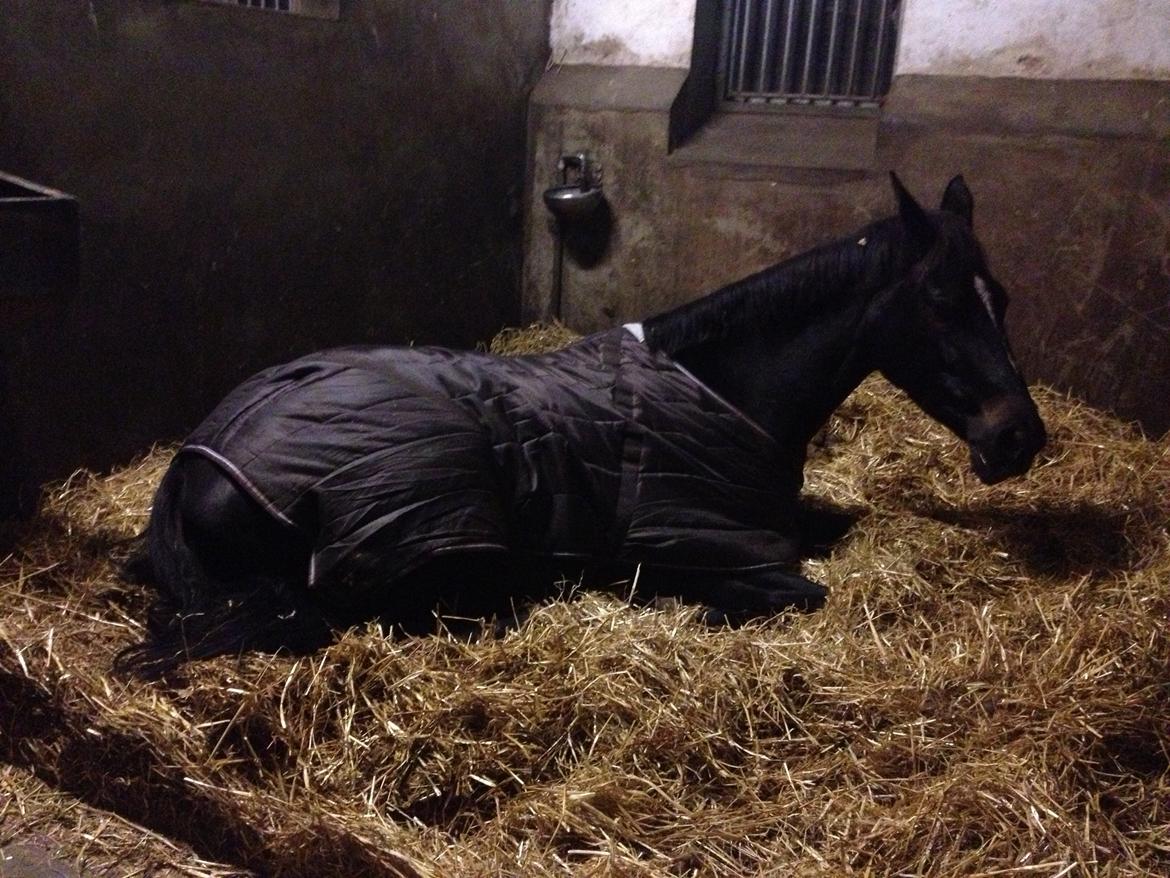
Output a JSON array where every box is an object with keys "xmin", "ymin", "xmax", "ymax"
[
  {"xmin": 550, "ymin": 0, "xmax": 695, "ymax": 68},
  {"xmin": 897, "ymin": 0, "xmax": 1170, "ymax": 79},
  {"xmin": 550, "ymin": 0, "xmax": 1170, "ymax": 80}
]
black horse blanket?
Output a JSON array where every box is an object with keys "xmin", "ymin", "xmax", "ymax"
[{"xmin": 181, "ymin": 326, "xmax": 803, "ymax": 588}]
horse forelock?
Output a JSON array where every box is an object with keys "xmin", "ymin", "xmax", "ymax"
[{"xmin": 644, "ymin": 217, "xmax": 911, "ymax": 355}]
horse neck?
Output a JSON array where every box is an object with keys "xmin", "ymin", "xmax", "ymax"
[
  {"xmin": 673, "ymin": 300, "xmax": 874, "ymax": 455},
  {"xmin": 644, "ymin": 238, "xmax": 900, "ymax": 455}
]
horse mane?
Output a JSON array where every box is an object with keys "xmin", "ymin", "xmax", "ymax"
[{"xmin": 643, "ymin": 215, "xmax": 917, "ymax": 356}]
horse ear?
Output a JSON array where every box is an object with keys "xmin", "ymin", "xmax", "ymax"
[
  {"xmin": 940, "ymin": 174, "xmax": 974, "ymax": 226},
  {"xmin": 890, "ymin": 172, "xmax": 933, "ymax": 250}
]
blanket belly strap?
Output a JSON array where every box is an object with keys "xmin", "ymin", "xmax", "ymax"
[{"xmin": 603, "ymin": 330, "xmax": 641, "ymax": 554}]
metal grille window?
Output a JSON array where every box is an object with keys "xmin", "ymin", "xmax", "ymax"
[
  {"xmin": 197, "ymin": 0, "xmax": 339, "ymax": 19},
  {"xmin": 718, "ymin": 0, "xmax": 902, "ymax": 108}
]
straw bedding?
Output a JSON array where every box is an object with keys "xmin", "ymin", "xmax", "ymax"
[{"xmin": 1, "ymin": 324, "xmax": 1168, "ymax": 876}]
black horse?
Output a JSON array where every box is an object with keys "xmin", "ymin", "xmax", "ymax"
[{"xmin": 120, "ymin": 174, "xmax": 1045, "ymax": 675}]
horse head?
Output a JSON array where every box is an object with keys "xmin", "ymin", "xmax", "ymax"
[{"xmin": 867, "ymin": 174, "xmax": 1046, "ymax": 485}]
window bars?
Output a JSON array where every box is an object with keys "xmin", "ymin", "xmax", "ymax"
[
  {"xmin": 718, "ymin": 0, "xmax": 901, "ymax": 108},
  {"xmin": 196, "ymin": 0, "xmax": 339, "ymax": 20}
]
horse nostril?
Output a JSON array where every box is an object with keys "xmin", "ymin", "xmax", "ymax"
[{"xmin": 995, "ymin": 425, "xmax": 1027, "ymax": 460}]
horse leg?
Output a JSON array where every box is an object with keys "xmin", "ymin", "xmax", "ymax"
[
  {"xmin": 632, "ymin": 565, "xmax": 827, "ymax": 624},
  {"xmin": 314, "ymin": 549, "xmax": 557, "ymax": 640},
  {"xmin": 797, "ymin": 503, "xmax": 858, "ymax": 558}
]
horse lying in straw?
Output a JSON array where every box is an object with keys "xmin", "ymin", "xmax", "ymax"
[{"xmin": 121, "ymin": 174, "xmax": 1046, "ymax": 675}]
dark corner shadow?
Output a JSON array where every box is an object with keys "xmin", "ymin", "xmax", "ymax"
[
  {"xmin": 919, "ymin": 501, "xmax": 1143, "ymax": 578},
  {"xmin": 0, "ymin": 665, "xmax": 269, "ymax": 876}
]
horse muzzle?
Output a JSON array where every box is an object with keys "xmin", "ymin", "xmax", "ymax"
[{"xmin": 967, "ymin": 397, "xmax": 1047, "ymax": 485}]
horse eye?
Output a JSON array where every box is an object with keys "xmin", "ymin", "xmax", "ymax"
[{"xmin": 926, "ymin": 285, "xmax": 959, "ymax": 308}]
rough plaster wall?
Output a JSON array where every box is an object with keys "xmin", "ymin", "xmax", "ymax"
[
  {"xmin": 552, "ymin": 0, "xmax": 1170, "ymax": 79},
  {"xmin": 550, "ymin": 0, "xmax": 694, "ymax": 67},
  {"xmin": 898, "ymin": 0, "xmax": 1170, "ymax": 79}
]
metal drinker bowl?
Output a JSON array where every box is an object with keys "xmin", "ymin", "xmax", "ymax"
[
  {"xmin": 543, "ymin": 152, "xmax": 604, "ymax": 222},
  {"xmin": 543, "ymin": 183, "xmax": 604, "ymax": 221}
]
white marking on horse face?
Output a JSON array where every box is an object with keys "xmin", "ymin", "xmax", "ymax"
[
  {"xmin": 975, "ymin": 274, "xmax": 1021, "ymax": 372},
  {"xmin": 974, "ymin": 275, "xmax": 997, "ymax": 325}
]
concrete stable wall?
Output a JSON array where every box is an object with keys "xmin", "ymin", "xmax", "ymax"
[
  {"xmin": 528, "ymin": 2, "xmax": 1170, "ymax": 437},
  {"xmin": 0, "ymin": 0, "xmax": 550, "ymax": 515},
  {"xmin": 524, "ymin": 70, "xmax": 1170, "ymax": 436}
]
